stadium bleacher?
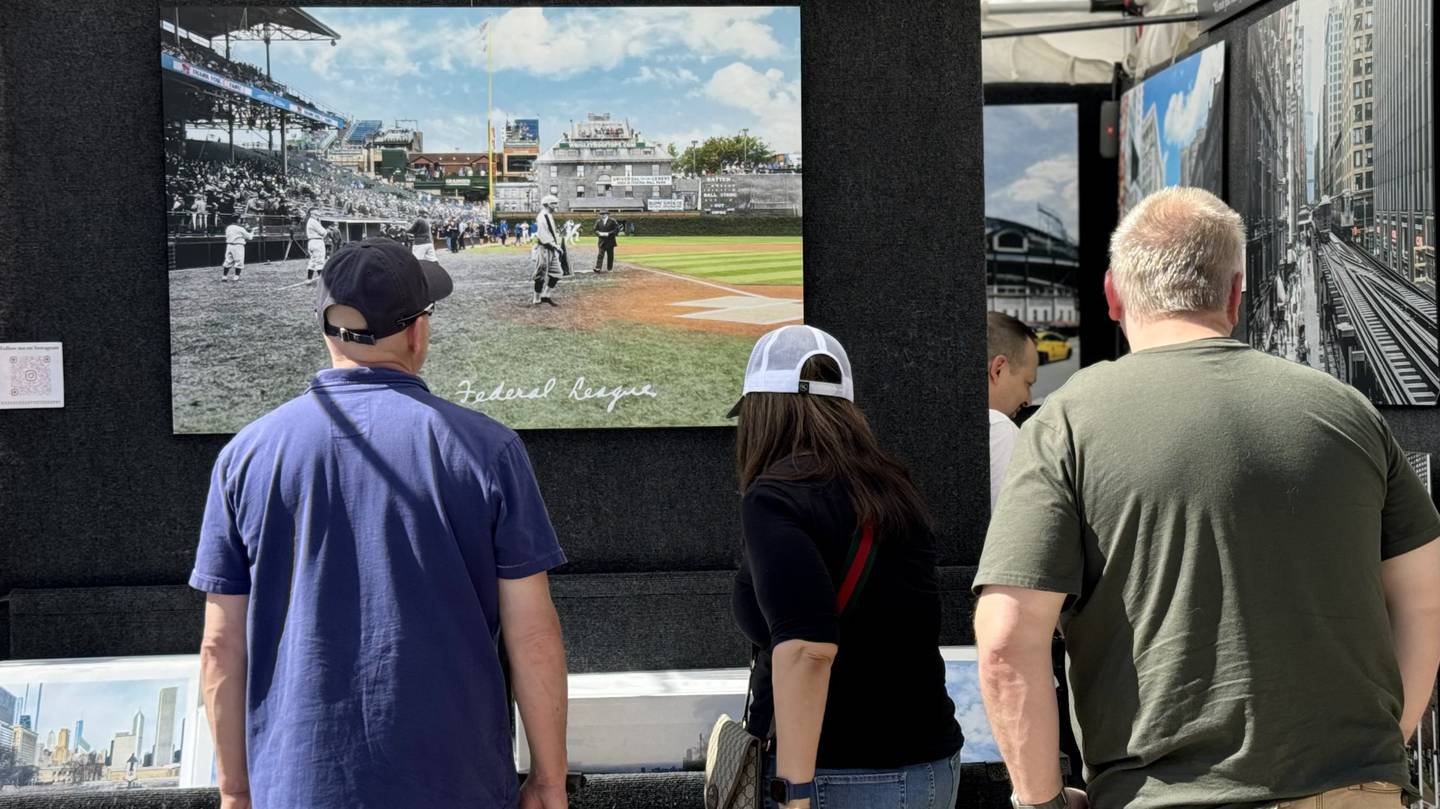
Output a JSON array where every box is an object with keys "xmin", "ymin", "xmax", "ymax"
[{"xmin": 343, "ymin": 120, "xmax": 383, "ymax": 147}]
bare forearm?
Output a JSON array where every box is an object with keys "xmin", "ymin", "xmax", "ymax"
[
  {"xmin": 771, "ymin": 641, "xmax": 836, "ymax": 785},
  {"xmin": 975, "ymin": 588, "xmax": 1068, "ymax": 804},
  {"xmin": 509, "ymin": 622, "xmax": 569, "ymax": 783},
  {"xmin": 980, "ymin": 645, "xmax": 1062, "ymax": 801},
  {"xmin": 200, "ymin": 644, "xmax": 249, "ymax": 795},
  {"xmin": 1391, "ymin": 607, "xmax": 1440, "ymax": 740}
]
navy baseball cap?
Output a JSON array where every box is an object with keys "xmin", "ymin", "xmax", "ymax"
[{"xmin": 315, "ymin": 238, "xmax": 453, "ymax": 345}]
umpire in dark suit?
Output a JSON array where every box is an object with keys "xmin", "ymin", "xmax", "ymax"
[{"xmin": 593, "ymin": 210, "xmax": 620, "ymax": 273}]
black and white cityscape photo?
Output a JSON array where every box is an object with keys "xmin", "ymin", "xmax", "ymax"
[{"xmin": 1245, "ymin": 0, "xmax": 1436, "ymax": 406}]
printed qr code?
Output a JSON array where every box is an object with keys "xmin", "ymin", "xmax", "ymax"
[{"xmin": 9, "ymin": 355, "xmax": 52, "ymax": 397}]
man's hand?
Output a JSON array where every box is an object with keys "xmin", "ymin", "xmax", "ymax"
[
  {"xmin": 219, "ymin": 790, "xmax": 252, "ymax": 809},
  {"xmin": 519, "ymin": 778, "xmax": 567, "ymax": 809},
  {"xmin": 1064, "ymin": 787, "xmax": 1090, "ymax": 809}
]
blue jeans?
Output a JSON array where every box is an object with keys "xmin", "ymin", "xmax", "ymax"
[{"xmin": 764, "ymin": 750, "xmax": 962, "ymax": 809}]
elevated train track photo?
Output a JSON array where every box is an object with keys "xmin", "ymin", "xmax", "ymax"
[{"xmin": 1318, "ymin": 239, "xmax": 1440, "ymax": 406}]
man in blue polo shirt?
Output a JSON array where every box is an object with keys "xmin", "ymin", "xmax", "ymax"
[{"xmin": 190, "ymin": 238, "xmax": 571, "ymax": 809}]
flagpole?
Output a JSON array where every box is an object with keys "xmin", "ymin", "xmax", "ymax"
[{"xmin": 486, "ymin": 20, "xmax": 495, "ymax": 216}]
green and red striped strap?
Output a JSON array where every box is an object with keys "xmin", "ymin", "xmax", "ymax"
[{"xmin": 835, "ymin": 520, "xmax": 877, "ymax": 615}]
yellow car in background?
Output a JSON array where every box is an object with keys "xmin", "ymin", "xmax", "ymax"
[{"xmin": 1034, "ymin": 331, "xmax": 1073, "ymax": 365}]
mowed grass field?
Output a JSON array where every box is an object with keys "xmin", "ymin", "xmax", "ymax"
[
  {"xmin": 169, "ymin": 246, "xmax": 765, "ymax": 434},
  {"xmin": 618, "ymin": 236, "xmax": 802, "ymax": 286}
]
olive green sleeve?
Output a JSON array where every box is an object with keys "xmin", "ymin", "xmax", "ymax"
[{"xmin": 1379, "ymin": 430, "xmax": 1440, "ymax": 561}]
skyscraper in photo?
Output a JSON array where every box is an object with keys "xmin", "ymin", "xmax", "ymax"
[
  {"xmin": 1372, "ymin": 0, "xmax": 1434, "ymax": 284},
  {"xmin": 153, "ymin": 687, "xmax": 178, "ymax": 768},
  {"xmin": 131, "ymin": 708, "xmax": 145, "ymax": 762},
  {"xmin": 0, "ymin": 687, "xmax": 17, "ymax": 727},
  {"xmin": 1337, "ymin": 0, "xmax": 1376, "ymax": 251}
]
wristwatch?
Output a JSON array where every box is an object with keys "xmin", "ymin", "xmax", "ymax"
[
  {"xmin": 1011, "ymin": 792, "xmax": 1067, "ymax": 809},
  {"xmin": 768, "ymin": 777, "xmax": 816, "ymax": 805}
]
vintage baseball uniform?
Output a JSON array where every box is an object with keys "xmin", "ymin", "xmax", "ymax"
[
  {"xmin": 305, "ymin": 215, "xmax": 327, "ymax": 275},
  {"xmin": 223, "ymin": 224, "xmax": 253, "ymax": 270}
]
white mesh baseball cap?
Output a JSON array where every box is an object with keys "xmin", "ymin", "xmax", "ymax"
[{"xmin": 726, "ymin": 325, "xmax": 855, "ymax": 417}]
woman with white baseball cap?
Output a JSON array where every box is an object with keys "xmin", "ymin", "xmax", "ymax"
[{"xmin": 728, "ymin": 324, "xmax": 964, "ymax": 809}]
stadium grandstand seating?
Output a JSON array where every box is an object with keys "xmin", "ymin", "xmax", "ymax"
[
  {"xmin": 167, "ymin": 140, "xmax": 491, "ymax": 235},
  {"xmin": 343, "ymin": 120, "xmax": 384, "ymax": 147}
]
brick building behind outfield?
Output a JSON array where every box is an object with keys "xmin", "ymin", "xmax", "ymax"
[{"xmin": 534, "ymin": 112, "xmax": 677, "ymax": 214}]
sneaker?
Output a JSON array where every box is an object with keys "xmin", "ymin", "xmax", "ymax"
[
  {"xmin": 221, "ymin": 276, "xmax": 230, "ymax": 282},
  {"xmin": 532, "ymin": 292, "xmax": 542, "ymax": 305}
]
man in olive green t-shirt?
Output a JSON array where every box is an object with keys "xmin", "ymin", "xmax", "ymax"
[{"xmin": 974, "ymin": 187, "xmax": 1440, "ymax": 809}]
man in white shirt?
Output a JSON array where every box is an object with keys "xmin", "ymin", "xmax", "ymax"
[{"xmin": 987, "ymin": 311, "xmax": 1038, "ymax": 510}]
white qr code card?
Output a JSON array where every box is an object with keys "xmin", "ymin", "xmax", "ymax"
[{"xmin": 0, "ymin": 342, "xmax": 64, "ymax": 409}]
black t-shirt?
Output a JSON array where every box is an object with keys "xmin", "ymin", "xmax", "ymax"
[{"xmin": 732, "ymin": 469, "xmax": 963, "ymax": 769}]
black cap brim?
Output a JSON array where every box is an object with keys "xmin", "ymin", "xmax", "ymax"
[
  {"xmin": 418, "ymin": 259, "xmax": 454, "ymax": 303},
  {"xmin": 725, "ymin": 396, "xmax": 744, "ymax": 419}
]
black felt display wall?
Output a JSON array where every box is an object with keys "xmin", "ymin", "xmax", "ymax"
[{"xmin": 0, "ymin": 0, "xmax": 988, "ymax": 661}]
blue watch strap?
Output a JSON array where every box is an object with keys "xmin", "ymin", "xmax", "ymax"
[{"xmin": 770, "ymin": 777, "xmax": 815, "ymax": 803}]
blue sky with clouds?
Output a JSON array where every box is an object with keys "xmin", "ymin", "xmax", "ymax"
[
  {"xmin": 983, "ymin": 105, "xmax": 1078, "ymax": 240},
  {"xmin": 1131, "ymin": 43, "xmax": 1224, "ymax": 186},
  {"xmin": 209, "ymin": 7, "xmax": 801, "ymax": 155}
]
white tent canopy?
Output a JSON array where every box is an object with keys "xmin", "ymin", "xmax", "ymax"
[{"xmin": 981, "ymin": 0, "xmax": 1204, "ymax": 84}]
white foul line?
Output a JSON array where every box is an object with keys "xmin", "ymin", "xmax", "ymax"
[{"xmin": 623, "ymin": 263, "xmax": 779, "ymax": 300}]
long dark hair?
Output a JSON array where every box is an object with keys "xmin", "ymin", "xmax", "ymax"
[{"xmin": 735, "ymin": 355, "xmax": 934, "ymax": 541}]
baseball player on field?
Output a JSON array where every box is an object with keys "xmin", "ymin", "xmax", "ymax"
[
  {"xmin": 530, "ymin": 195, "xmax": 564, "ymax": 306},
  {"xmin": 221, "ymin": 216, "xmax": 256, "ymax": 283},
  {"xmin": 305, "ymin": 208, "xmax": 327, "ymax": 285},
  {"xmin": 518, "ymin": 221, "xmax": 531, "ymax": 244},
  {"xmin": 409, "ymin": 213, "xmax": 437, "ymax": 262}
]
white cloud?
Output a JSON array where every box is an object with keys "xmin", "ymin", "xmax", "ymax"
[
  {"xmin": 313, "ymin": 18, "xmax": 421, "ymax": 79},
  {"xmin": 435, "ymin": 7, "xmax": 785, "ymax": 78},
  {"xmin": 701, "ymin": 63, "xmax": 802, "ymax": 153},
  {"xmin": 625, "ymin": 66, "xmax": 700, "ymax": 86},
  {"xmin": 1161, "ymin": 45, "xmax": 1223, "ymax": 147},
  {"xmin": 986, "ymin": 154, "xmax": 1080, "ymax": 237}
]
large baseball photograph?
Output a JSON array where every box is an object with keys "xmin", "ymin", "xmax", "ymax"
[{"xmin": 163, "ymin": 6, "xmax": 803, "ymax": 433}]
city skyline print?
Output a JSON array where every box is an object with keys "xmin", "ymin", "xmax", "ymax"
[
  {"xmin": 1245, "ymin": 0, "xmax": 1436, "ymax": 406},
  {"xmin": 0, "ymin": 671, "xmax": 194, "ymax": 794},
  {"xmin": 1118, "ymin": 41, "xmax": 1227, "ymax": 219}
]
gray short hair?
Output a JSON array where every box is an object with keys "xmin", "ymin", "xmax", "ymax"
[{"xmin": 1109, "ymin": 187, "xmax": 1246, "ymax": 319}]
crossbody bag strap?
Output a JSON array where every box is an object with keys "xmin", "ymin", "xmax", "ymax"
[{"xmin": 835, "ymin": 520, "xmax": 877, "ymax": 615}]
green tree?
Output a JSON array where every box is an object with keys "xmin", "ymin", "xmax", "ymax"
[{"xmin": 676, "ymin": 134, "xmax": 773, "ymax": 175}]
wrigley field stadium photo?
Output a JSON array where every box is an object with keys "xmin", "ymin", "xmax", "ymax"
[{"xmin": 163, "ymin": 6, "xmax": 803, "ymax": 433}]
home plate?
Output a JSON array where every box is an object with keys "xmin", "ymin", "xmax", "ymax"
[{"xmin": 671, "ymin": 295, "xmax": 803, "ymax": 325}]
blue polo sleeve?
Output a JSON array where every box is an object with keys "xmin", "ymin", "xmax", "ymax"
[
  {"xmin": 189, "ymin": 448, "xmax": 253, "ymax": 595},
  {"xmin": 489, "ymin": 438, "xmax": 567, "ymax": 579}
]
